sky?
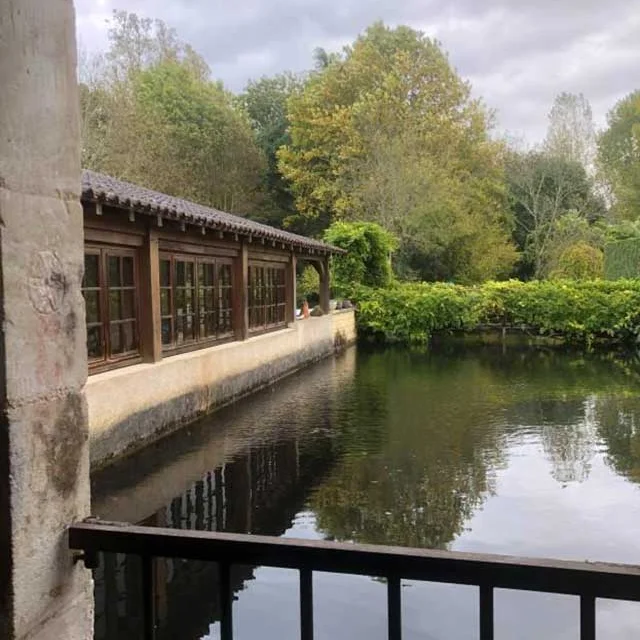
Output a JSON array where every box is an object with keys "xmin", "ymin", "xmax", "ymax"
[{"xmin": 75, "ymin": 0, "xmax": 640, "ymax": 144}]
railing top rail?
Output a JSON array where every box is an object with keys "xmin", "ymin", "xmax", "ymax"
[{"xmin": 69, "ymin": 520, "xmax": 640, "ymax": 602}]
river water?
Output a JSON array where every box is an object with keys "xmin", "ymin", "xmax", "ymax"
[{"xmin": 92, "ymin": 344, "xmax": 640, "ymax": 639}]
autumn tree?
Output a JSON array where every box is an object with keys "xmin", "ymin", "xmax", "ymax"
[
  {"xmin": 278, "ymin": 22, "xmax": 516, "ymax": 281},
  {"xmin": 598, "ymin": 90, "xmax": 640, "ymax": 220}
]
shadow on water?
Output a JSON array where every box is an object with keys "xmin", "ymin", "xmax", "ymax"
[{"xmin": 91, "ymin": 344, "xmax": 640, "ymax": 640}]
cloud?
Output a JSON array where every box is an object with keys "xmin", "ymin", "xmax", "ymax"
[{"xmin": 74, "ymin": 0, "xmax": 640, "ymax": 143}]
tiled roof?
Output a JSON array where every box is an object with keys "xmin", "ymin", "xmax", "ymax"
[{"xmin": 81, "ymin": 170, "xmax": 344, "ymax": 254}]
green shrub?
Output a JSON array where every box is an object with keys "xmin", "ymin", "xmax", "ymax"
[
  {"xmin": 550, "ymin": 242, "xmax": 604, "ymax": 280},
  {"xmin": 324, "ymin": 221, "xmax": 397, "ymax": 295},
  {"xmin": 355, "ymin": 279, "xmax": 640, "ymax": 346},
  {"xmin": 297, "ymin": 265, "xmax": 320, "ymax": 306}
]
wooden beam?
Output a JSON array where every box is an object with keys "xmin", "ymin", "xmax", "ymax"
[
  {"xmin": 286, "ymin": 252, "xmax": 297, "ymax": 325},
  {"xmin": 233, "ymin": 239, "xmax": 249, "ymax": 340},
  {"xmin": 319, "ymin": 255, "xmax": 330, "ymax": 315},
  {"xmin": 140, "ymin": 227, "xmax": 162, "ymax": 363}
]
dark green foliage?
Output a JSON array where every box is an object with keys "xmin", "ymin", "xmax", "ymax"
[
  {"xmin": 356, "ymin": 280, "xmax": 640, "ymax": 346},
  {"xmin": 605, "ymin": 239, "xmax": 640, "ymax": 279},
  {"xmin": 324, "ymin": 222, "xmax": 397, "ymax": 295}
]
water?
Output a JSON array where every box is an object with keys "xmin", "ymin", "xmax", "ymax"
[{"xmin": 92, "ymin": 344, "xmax": 640, "ymax": 639}]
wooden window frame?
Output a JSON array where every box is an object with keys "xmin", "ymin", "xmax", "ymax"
[
  {"xmin": 248, "ymin": 261, "xmax": 287, "ymax": 335},
  {"xmin": 83, "ymin": 244, "xmax": 142, "ymax": 373},
  {"xmin": 160, "ymin": 252, "xmax": 235, "ymax": 355}
]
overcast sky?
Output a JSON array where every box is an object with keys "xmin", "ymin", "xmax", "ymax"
[{"xmin": 75, "ymin": 0, "xmax": 640, "ymax": 144}]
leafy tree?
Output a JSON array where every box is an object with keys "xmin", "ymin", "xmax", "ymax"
[
  {"xmin": 80, "ymin": 11, "xmax": 265, "ymax": 214},
  {"xmin": 544, "ymin": 92, "xmax": 597, "ymax": 173},
  {"xmin": 598, "ymin": 90, "xmax": 640, "ymax": 220},
  {"xmin": 506, "ymin": 151, "xmax": 605, "ymax": 278},
  {"xmin": 239, "ymin": 73, "xmax": 302, "ymax": 226},
  {"xmin": 323, "ymin": 221, "xmax": 397, "ymax": 294},
  {"xmin": 279, "ymin": 22, "xmax": 516, "ymax": 281}
]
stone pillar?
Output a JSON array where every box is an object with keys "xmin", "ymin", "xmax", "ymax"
[{"xmin": 0, "ymin": 2, "xmax": 93, "ymax": 640}]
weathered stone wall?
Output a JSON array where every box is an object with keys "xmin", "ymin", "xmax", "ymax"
[
  {"xmin": 87, "ymin": 310, "xmax": 356, "ymax": 468},
  {"xmin": 332, "ymin": 308, "xmax": 357, "ymax": 350},
  {"xmin": 0, "ymin": 1, "xmax": 93, "ymax": 639}
]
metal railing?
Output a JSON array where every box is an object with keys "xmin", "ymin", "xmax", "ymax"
[{"xmin": 69, "ymin": 519, "xmax": 640, "ymax": 640}]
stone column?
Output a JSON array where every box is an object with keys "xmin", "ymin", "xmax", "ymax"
[{"xmin": 0, "ymin": 2, "xmax": 93, "ymax": 639}]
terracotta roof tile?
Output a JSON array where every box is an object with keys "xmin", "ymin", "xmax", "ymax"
[{"xmin": 81, "ymin": 170, "xmax": 344, "ymax": 254}]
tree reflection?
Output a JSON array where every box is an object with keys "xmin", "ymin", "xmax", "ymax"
[
  {"xmin": 311, "ymin": 349, "xmax": 507, "ymax": 548},
  {"xmin": 595, "ymin": 395, "xmax": 640, "ymax": 483}
]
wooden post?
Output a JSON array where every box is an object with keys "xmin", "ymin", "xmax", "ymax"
[
  {"xmin": 140, "ymin": 227, "xmax": 162, "ymax": 362},
  {"xmin": 286, "ymin": 251, "xmax": 297, "ymax": 324},
  {"xmin": 319, "ymin": 256, "xmax": 331, "ymax": 315},
  {"xmin": 233, "ymin": 239, "xmax": 249, "ymax": 340}
]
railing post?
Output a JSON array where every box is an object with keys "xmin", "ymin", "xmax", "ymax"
[
  {"xmin": 580, "ymin": 595, "xmax": 596, "ymax": 640},
  {"xmin": 219, "ymin": 562, "xmax": 234, "ymax": 640},
  {"xmin": 299, "ymin": 568, "xmax": 314, "ymax": 640},
  {"xmin": 142, "ymin": 555, "xmax": 156, "ymax": 640},
  {"xmin": 387, "ymin": 576, "xmax": 401, "ymax": 640},
  {"xmin": 479, "ymin": 584, "xmax": 494, "ymax": 640}
]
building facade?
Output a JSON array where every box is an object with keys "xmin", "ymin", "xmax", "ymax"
[{"xmin": 80, "ymin": 171, "xmax": 355, "ymax": 467}]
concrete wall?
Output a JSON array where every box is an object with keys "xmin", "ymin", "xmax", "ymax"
[
  {"xmin": 87, "ymin": 310, "xmax": 356, "ymax": 467},
  {"xmin": 0, "ymin": 1, "xmax": 93, "ymax": 639}
]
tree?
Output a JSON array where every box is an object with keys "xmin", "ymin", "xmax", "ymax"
[
  {"xmin": 278, "ymin": 22, "xmax": 517, "ymax": 281},
  {"xmin": 598, "ymin": 90, "xmax": 640, "ymax": 220},
  {"xmin": 323, "ymin": 221, "xmax": 397, "ymax": 294},
  {"xmin": 544, "ymin": 213, "xmax": 605, "ymax": 279},
  {"xmin": 79, "ymin": 10, "xmax": 265, "ymax": 214},
  {"xmin": 505, "ymin": 151, "xmax": 605, "ymax": 278},
  {"xmin": 239, "ymin": 73, "xmax": 302, "ymax": 226},
  {"xmin": 544, "ymin": 92, "xmax": 597, "ymax": 173}
]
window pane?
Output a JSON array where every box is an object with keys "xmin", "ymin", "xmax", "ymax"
[
  {"xmin": 87, "ymin": 325, "xmax": 103, "ymax": 359},
  {"xmin": 175, "ymin": 288, "xmax": 185, "ymax": 312},
  {"xmin": 84, "ymin": 254, "xmax": 99, "ymax": 288},
  {"xmin": 161, "ymin": 318, "xmax": 172, "ymax": 345},
  {"xmin": 122, "ymin": 256, "xmax": 134, "ymax": 286},
  {"xmin": 205, "ymin": 263, "xmax": 215, "ymax": 286},
  {"xmin": 176, "ymin": 315, "xmax": 184, "ymax": 343},
  {"xmin": 84, "ymin": 290, "xmax": 100, "ymax": 324},
  {"xmin": 122, "ymin": 290, "xmax": 135, "ymax": 319},
  {"xmin": 160, "ymin": 260, "xmax": 171, "ymax": 287},
  {"xmin": 109, "ymin": 289, "xmax": 121, "ymax": 320},
  {"xmin": 110, "ymin": 324, "xmax": 123, "ymax": 355},
  {"xmin": 185, "ymin": 262, "xmax": 194, "ymax": 286},
  {"xmin": 108, "ymin": 256, "xmax": 121, "ymax": 287},
  {"xmin": 176, "ymin": 261, "xmax": 185, "ymax": 286},
  {"xmin": 122, "ymin": 321, "xmax": 137, "ymax": 352},
  {"xmin": 161, "ymin": 289, "xmax": 171, "ymax": 316}
]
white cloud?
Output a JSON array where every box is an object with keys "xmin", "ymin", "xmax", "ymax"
[{"xmin": 74, "ymin": 0, "xmax": 640, "ymax": 143}]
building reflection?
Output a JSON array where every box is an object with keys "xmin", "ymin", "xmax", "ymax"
[{"xmin": 94, "ymin": 434, "xmax": 336, "ymax": 640}]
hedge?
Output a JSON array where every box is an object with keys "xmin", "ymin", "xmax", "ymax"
[
  {"xmin": 354, "ymin": 280, "xmax": 640, "ymax": 346},
  {"xmin": 604, "ymin": 239, "xmax": 640, "ymax": 279}
]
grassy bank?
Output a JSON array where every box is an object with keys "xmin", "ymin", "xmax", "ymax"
[{"xmin": 354, "ymin": 280, "xmax": 640, "ymax": 346}]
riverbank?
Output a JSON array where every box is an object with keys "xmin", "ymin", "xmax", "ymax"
[{"xmin": 355, "ymin": 279, "xmax": 640, "ymax": 347}]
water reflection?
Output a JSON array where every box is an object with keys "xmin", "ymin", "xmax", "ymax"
[{"xmin": 92, "ymin": 345, "xmax": 640, "ymax": 640}]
